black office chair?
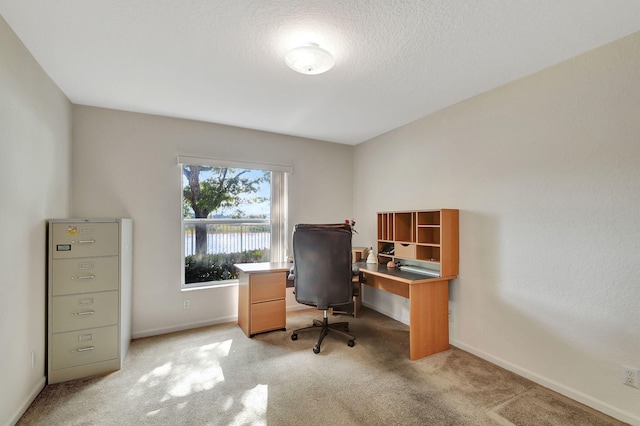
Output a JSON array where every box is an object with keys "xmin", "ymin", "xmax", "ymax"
[{"xmin": 289, "ymin": 223, "xmax": 356, "ymax": 354}]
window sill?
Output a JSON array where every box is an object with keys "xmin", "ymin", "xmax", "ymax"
[{"xmin": 181, "ymin": 279, "xmax": 239, "ymax": 291}]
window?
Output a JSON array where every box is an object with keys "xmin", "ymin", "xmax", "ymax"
[{"xmin": 177, "ymin": 156, "xmax": 290, "ymax": 288}]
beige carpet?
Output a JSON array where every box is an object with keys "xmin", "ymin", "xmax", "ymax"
[{"xmin": 18, "ymin": 309, "xmax": 625, "ymax": 425}]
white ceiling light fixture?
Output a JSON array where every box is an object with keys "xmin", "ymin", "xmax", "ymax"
[{"xmin": 285, "ymin": 43, "xmax": 335, "ymax": 75}]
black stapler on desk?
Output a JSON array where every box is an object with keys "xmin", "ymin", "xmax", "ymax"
[{"xmin": 379, "ymin": 243, "xmax": 394, "ymax": 255}]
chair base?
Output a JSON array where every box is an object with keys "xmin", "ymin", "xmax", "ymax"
[{"xmin": 291, "ymin": 310, "xmax": 356, "ymax": 354}]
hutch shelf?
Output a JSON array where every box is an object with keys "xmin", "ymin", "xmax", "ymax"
[{"xmin": 377, "ymin": 209, "xmax": 459, "ymax": 277}]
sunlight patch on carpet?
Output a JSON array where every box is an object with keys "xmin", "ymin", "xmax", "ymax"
[
  {"xmin": 199, "ymin": 340, "xmax": 232, "ymax": 358},
  {"xmin": 168, "ymin": 364, "xmax": 225, "ymax": 397},
  {"xmin": 229, "ymin": 384, "xmax": 268, "ymax": 426},
  {"xmin": 133, "ymin": 362, "xmax": 173, "ymax": 394}
]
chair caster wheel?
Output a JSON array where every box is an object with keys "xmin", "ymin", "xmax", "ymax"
[
  {"xmin": 313, "ymin": 345, "xmax": 321, "ymax": 354},
  {"xmin": 291, "ymin": 334, "xmax": 298, "ymax": 341},
  {"xmin": 348, "ymin": 340, "xmax": 355, "ymax": 347}
]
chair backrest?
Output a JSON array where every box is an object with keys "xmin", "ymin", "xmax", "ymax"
[{"xmin": 292, "ymin": 223, "xmax": 353, "ymax": 310}]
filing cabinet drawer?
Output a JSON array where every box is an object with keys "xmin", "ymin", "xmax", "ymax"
[
  {"xmin": 51, "ymin": 222, "xmax": 119, "ymax": 259},
  {"xmin": 251, "ymin": 299, "xmax": 286, "ymax": 334},
  {"xmin": 52, "ymin": 257, "xmax": 119, "ymax": 295},
  {"xmin": 51, "ymin": 291, "xmax": 119, "ymax": 333},
  {"xmin": 50, "ymin": 326, "xmax": 119, "ymax": 370},
  {"xmin": 250, "ymin": 272, "xmax": 285, "ymax": 303},
  {"xmin": 394, "ymin": 243, "xmax": 416, "ymax": 260}
]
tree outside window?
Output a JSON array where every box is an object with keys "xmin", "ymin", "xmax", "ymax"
[{"xmin": 182, "ymin": 165, "xmax": 271, "ymax": 284}]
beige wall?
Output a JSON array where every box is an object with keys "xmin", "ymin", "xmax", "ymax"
[
  {"xmin": 353, "ymin": 32, "xmax": 640, "ymax": 423},
  {"xmin": 71, "ymin": 106, "xmax": 354, "ymax": 337},
  {"xmin": 0, "ymin": 16, "xmax": 72, "ymax": 425}
]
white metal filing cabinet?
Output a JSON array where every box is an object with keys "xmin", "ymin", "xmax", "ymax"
[{"xmin": 47, "ymin": 218, "xmax": 132, "ymax": 384}]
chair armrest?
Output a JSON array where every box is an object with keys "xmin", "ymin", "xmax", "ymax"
[{"xmin": 288, "ymin": 266, "xmax": 295, "ymax": 280}]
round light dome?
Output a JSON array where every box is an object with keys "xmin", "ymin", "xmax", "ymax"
[{"xmin": 285, "ymin": 43, "xmax": 335, "ymax": 75}]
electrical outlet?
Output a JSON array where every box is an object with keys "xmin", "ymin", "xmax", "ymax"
[
  {"xmin": 448, "ymin": 309, "xmax": 453, "ymax": 323},
  {"xmin": 31, "ymin": 350, "xmax": 36, "ymax": 369},
  {"xmin": 183, "ymin": 299, "xmax": 191, "ymax": 310},
  {"xmin": 622, "ymin": 366, "xmax": 639, "ymax": 388}
]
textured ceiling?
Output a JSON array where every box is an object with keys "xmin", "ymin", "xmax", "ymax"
[{"xmin": 2, "ymin": 1, "xmax": 640, "ymax": 145}]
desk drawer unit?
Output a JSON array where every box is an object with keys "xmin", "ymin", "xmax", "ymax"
[
  {"xmin": 236, "ymin": 265, "xmax": 288, "ymax": 337},
  {"xmin": 249, "ymin": 272, "xmax": 286, "ymax": 335},
  {"xmin": 48, "ymin": 219, "xmax": 132, "ymax": 384}
]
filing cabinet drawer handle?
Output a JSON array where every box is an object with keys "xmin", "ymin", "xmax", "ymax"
[
  {"xmin": 77, "ymin": 275, "xmax": 96, "ymax": 280},
  {"xmin": 75, "ymin": 310, "xmax": 96, "ymax": 316},
  {"xmin": 74, "ymin": 346, "xmax": 95, "ymax": 352},
  {"xmin": 78, "ymin": 239, "xmax": 95, "ymax": 244}
]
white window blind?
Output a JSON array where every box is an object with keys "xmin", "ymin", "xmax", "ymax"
[{"xmin": 270, "ymin": 170, "xmax": 288, "ymax": 262}]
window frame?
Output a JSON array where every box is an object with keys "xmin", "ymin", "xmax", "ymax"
[{"xmin": 177, "ymin": 155, "xmax": 291, "ymax": 290}]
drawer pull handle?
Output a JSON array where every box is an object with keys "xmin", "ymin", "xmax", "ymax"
[
  {"xmin": 74, "ymin": 346, "xmax": 95, "ymax": 352},
  {"xmin": 75, "ymin": 310, "xmax": 95, "ymax": 316},
  {"xmin": 78, "ymin": 239, "xmax": 95, "ymax": 244},
  {"xmin": 78, "ymin": 275, "xmax": 95, "ymax": 280}
]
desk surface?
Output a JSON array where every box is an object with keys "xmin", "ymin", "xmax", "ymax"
[
  {"xmin": 234, "ymin": 262, "xmax": 291, "ymax": 274},
  {"xmin": 355, "ymin": 262, "xmax": 451, "ymax": 284}
]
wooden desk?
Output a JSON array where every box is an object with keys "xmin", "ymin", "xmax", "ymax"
[
  {"xmin": 235, "ymin": 261, "xmax": 452, "ymax": 361},
  {"xmin": 356, "ymin": 262, "xmax": 452, "ymax": 360},
  {"xmin": 235, "ymin": 262, "xmax": 290, "ymax": 337}
]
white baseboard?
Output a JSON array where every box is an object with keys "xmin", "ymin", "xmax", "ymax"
[
  {"xmin": 132, "ymin": 305, "xmax": 311, "ymax": 339},
  {"xmin": 8, "ymin": 376, "xmax": 45, "ymax": 426},
  {"xmin": 132, "ymin": 315, "xmax": 237, "ymax": 339},
  {"xmin": 451, "ymin": 339, "xmax": 640, "ymax": 426}
]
